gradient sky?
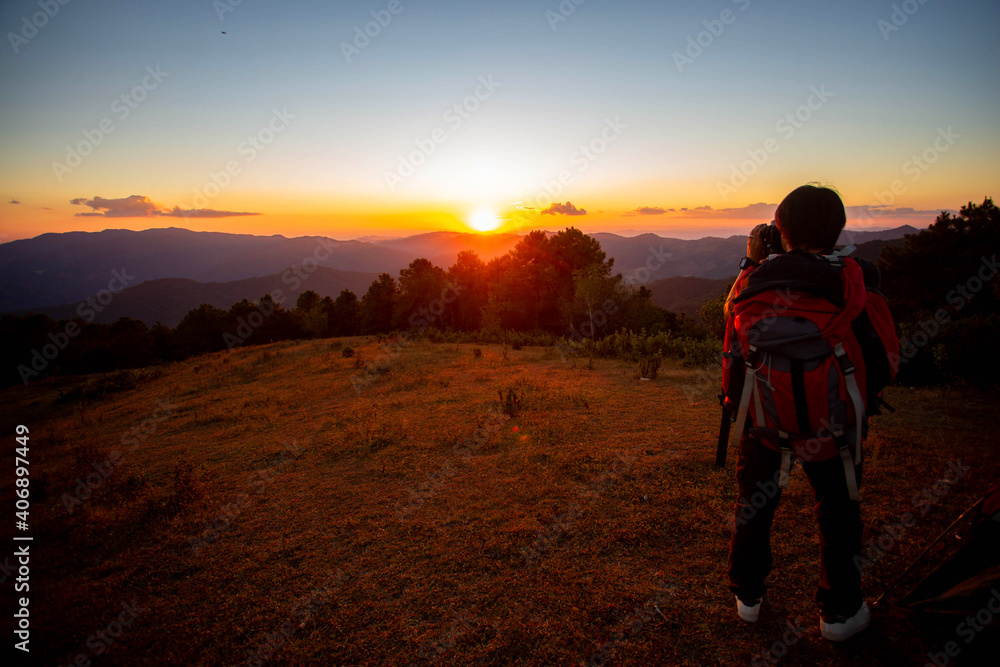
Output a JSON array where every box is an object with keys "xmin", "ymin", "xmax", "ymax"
[{"xmin": 1, "ymin": 0, "xmax": 997, "ymax": 242}]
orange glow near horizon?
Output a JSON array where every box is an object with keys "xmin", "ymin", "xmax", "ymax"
[
  {"xmin": 0, "ymin": 182, "xmax": 959, "ymax": 244},
  {"xmin": 0, "ymin": 201, "xmax": 946, "ymax": 244}
]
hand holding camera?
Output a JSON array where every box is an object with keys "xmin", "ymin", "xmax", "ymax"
[{"xmin": 745, "ymin": 221, "xmax": 784, "ymax": 266}]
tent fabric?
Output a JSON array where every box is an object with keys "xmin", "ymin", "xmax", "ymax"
[
  {"xmin": 982, "ymin": 483, "xmax": 1000, "ymax": 518},
  {"xmin": 897, "ymin": 483, "xmax": 1000, "ymax": 616}
]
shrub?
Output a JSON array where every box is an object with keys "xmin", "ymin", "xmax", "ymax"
[
  {"xmin": 472, "ymin": 347, "xmax": 483, "ymax": 358},
  {"xmin": 558, "ymin": 328, "xmax": 720, "ymax": 367},
  {"xmin": 348, "ymin": 403, "xmax": 404, "ymax": 452},
  {"xmin": 638, "ymin": 355, "xmax": 662, "ymax": 380},
  {"xmin": 342, "ymin": 346, "xmax": 355, "ymax": 358},
  {"xmin": 928, "ymin": 314, "xmax": 1000, "ymax": 386},
  {"xmin": 498, "ymin": 386, "xmax": 522, "ymax": 417},
  {"xmin": 676, "ymin": 337, "xmax": 722, "ymax": 367},
  {"xmin": 55, "ymin": 368, "xmax": 163, "ymax": 404}
]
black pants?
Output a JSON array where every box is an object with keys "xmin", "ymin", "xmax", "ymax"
[{"xmin": 727, "ymin": 433, "xmax": 864, "ymax": 620}]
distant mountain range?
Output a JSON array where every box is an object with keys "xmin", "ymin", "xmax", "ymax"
[
  {"xmin": 0, "ymin": 228, "xmax": 522, "ymax": 314},
  {"xmin": 644, "ymin": 231, "xmax": 913, "ymax": 315},
  {"xmin": 0, "ymin": 225, "xmax": 918, "ymax": 325},
  {"xmin": 22, "ymin": 267, "xmax": 379, "ymax": 328},
  {"xmin": 646, "ymin": 276, "xmax": 734, "ymax": 317},
  {"xmin": 595, "ymin": 225, "xmax": 916, "ymax": 283}
]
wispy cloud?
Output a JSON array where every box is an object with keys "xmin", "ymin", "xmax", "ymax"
[
  {"xmin": 541, "ymin": 201, "xmax": 587, "ymax": 216},
  {"xmin": 71, "ymin": 195, "xmax": 161, "ymax": 217},
  {"xmin": 672, "ymin": 202, "xmax": 776, "ymax": 219},
  {"xmin": 161, "ymin": 206, "xmax": 260, "ymax": 218},
  {"xmin": 847, "ymin": 204, "xmax": 950, "ymax": 219},
  {"xmin": 624, "ymin": 206, "xmax": 667, "ymax": 216},
  {"xmin": 667, "ymin": 201, "xmax": 945, "ymax": 222},
  {"xmin": 9, "ymin": 199, "xmax": 20, "ymax": 204},
  {"xmin": 71, "ymin": 194, "xmax": 259, "ymax": 218}
]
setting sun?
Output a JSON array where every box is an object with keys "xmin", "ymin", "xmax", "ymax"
[{"xmin": 468, "ymin": 207, "xmax": 502, "ymax": 233}]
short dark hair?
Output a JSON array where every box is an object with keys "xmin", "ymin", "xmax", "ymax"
[{"xmin": 774, "ymin": 184, "xmax": 846, "ymax": 252}]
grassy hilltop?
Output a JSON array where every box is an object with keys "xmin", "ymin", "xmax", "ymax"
[{"xmin": 5, "ymin": 338, "xmax": 998, "ymax": 665}]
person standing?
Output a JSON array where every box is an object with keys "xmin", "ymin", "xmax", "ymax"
[{"xmin": 721, "ymin": 184, "xmax": 898, "ymax": 641}]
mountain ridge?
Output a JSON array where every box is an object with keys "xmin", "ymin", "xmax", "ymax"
[
  {"xmin": 0, "ymin": 225, "xmax": 919, "ymax": 318},
  {"xmin": 16, "ymin": 266, "xmax": 379, "ymax": 327}
]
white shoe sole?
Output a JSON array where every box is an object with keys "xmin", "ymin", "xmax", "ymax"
[
  {"xmin": 821, "ymin": 602, "xmax": 871, "ymax": 641},
  {"xmin": 737, "ymin": 596, "xmax": 761, "ymax": 623}
]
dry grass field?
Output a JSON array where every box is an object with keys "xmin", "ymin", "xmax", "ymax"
[{"xmin": 4, "ymin": 338, "xmax": 998, "ymax": 666}]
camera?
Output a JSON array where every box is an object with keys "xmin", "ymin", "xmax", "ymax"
[
  {"xmin": 758, "ymin": 223, "xmax": 784, "ymax": 256},
  {"xmin": 743, "ymin": 221, "xmax": 784, "ymax": 268}
]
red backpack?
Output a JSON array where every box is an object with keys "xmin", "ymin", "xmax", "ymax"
[{"xmin": 721, "ymin": 252, "xmax": 900, "ymax": 500}]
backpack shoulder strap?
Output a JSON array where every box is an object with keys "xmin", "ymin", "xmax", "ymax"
[
  {"xmin": 833, "ymin": 341, "xmax": 866, "ymax": 468},
  {"xmin": 724, "ymin": 265, "xmax": 755, "ymax": 321},
  {"xmin": 729, "ymin": 345, "xmax": 758, "ymax": 452}
]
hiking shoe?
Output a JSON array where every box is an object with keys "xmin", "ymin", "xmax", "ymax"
[
  {"xmin": 820, "ymin": 602, "xmax": 870, "ymax": 641},
  {"xmin": 736, "ymin": 596, "xmax": 761, "ymax": 623}
]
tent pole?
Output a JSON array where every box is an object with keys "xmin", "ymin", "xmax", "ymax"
[{"xmin": 871, "ymin": 488, "xmax": 990, "ymax": 609}]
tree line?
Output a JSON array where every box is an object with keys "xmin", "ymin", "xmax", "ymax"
[
  {"xmin": 2, "ymin": 228, "xmax": 706, "ymax": 387},
  {"xmin": 877, "ymin": 197, "xmax": 999, "ymax": 385},
  {"xmin": 5, "ymin": 202, "xmax": 996, "ymax": 389}
]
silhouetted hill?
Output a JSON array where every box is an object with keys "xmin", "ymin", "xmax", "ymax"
[
  {"xmin": 851, "ymin": 237, "xmax": 907, "ymax": 264},
  {"xmin": 641, "ymin": 228, "xmax": 915, "ymax": 315},
  {"xmin": 594, "ymin": 226, "xmax": 920, "ymax": 284},
  {"xmin": 838, "ymin": 224, "xmax": 918, "ymax": 246},
  {"xmin": 592, "ymin": 233, "xmax": 744, "ymax": 281},
  {"xmin": 0, "ymin": 225, "xmax": 920, "ymax": 316},
  {"xmin": 0, "ymin": 227, "xmax": 411, "ymax": 312},
  {"xmin": 646, "ymin": 276, "xmax": 734, "ymax": 316},
  {"xmin": 25, "ymin": 266, "xmax": 378, "ymax": 327},
  {"xmin": 373, "ymin": 231, "xmax": 522, "ymax": 268}
]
